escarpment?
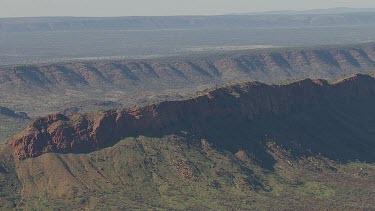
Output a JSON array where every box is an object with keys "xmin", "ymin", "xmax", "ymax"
[
  {"xmin": 9, "ymin": 74, "xmax": 375, "ymax": 160},
  {"xmin": 1, "ymin": 44, "xmax": 375, "ymax": 89},
  {"xmin": 2, "ymin": 43, "xmax": 375, "ymax": 118}
]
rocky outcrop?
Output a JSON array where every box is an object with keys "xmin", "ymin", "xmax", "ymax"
[{"xmin": 9, "ymin": 74, "xmax": 375, "ymax": 160}]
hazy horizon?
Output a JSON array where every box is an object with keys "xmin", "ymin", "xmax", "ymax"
[{"xmin": 2, "ymin": 0, "xmax": 375, "ymax": 18}]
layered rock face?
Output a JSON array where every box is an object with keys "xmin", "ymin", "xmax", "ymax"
[{"xmin": 9, "ymin": 74, "xmax": 375, "ymax": 160}]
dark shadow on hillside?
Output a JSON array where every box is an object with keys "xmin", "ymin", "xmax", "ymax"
[{"xmin": 98, "ymin": 97, "xmax": 375, "ymax": 172}]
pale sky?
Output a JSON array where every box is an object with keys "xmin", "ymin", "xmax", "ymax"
[{"xmin": 1, "ymin": 0, "xmax": 375, "ymax": 17}]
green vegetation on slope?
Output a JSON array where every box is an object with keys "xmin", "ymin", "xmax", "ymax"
[
  {"xmin": 0, "ymin": 146, "xmax": 21, "ymax": 208},
  {"xmin": 3, "ymin": 136, "xmax": 375, "ymax": 210}
]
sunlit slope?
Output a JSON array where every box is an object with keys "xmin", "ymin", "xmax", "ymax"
[{"xmin": 4, "ymin": 136, "xmax": 375, "ymax": 210}]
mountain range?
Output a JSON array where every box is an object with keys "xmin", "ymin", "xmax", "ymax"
[
  {"xmin": 3, "ymin": 6, "xmax": 375, "ymax": 210},
  {"xmin": 2, "ymin": 73, "xmax": 375, "ymax": 209}
]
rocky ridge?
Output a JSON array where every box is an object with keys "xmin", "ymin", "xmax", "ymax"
[
  {"xmin": 10, "ymin": 74, "xmax": 375, "ymax": 160},
  {"xmin": 2, "ymin": 43, "xmax": 375, "ymax": 117},
  {"xmin": 2, "ymin": 44, "xmax": 375, "ymax": 89}
]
